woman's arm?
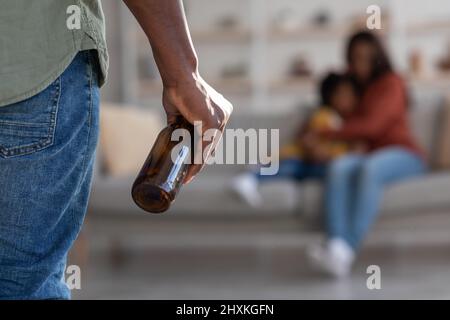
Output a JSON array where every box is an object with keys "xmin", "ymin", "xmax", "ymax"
[{"xmin": 327, "ymin": 74, "xmax": 405, "ymax": 141}]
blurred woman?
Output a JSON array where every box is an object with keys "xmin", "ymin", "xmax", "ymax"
[
  {"xmin": 308, "ymin": 31, "xmax": 427, "ymax": 277},
  {"xmin": 230, "ymin": 72, "xmax": 363, "ymax": 207}
]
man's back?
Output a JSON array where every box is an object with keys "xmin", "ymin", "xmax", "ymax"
[{"xmin": 0, "ymin": 0, "xmax": 108, "ymax": 107}]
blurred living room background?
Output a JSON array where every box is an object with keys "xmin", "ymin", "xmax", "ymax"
[{"xmin": 71, "ymin": 0, "xmax": 450, "ymax": 299}]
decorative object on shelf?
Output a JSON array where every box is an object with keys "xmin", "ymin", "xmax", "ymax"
[
  {"xmin": 216, "ymin": 15, "xmax": 242, "ymax": 32},
  {"xmin": 272, "ymin": 8, "xmax": 301, "ymax": 33},
  {"xmin": 288, "ymin": 54, "xmax": 312, "ymax": 78},
  {"xmin": 349, "ymin": 8, "xmax": 390, "ymax": 33},
  {"xmin": 409, "ymin": 49, "xmax": 425, "ymax": 78},
  {"xmin": 119, "ymin": 0, "xmax": 450, "ymax": 113},
  {"xmin": 437, "ymin": 43, "xmax": 450, "ymax": 73},
  {"xmin": 311, "ymin": 9, "xmax": 332, "ymax": 28}
]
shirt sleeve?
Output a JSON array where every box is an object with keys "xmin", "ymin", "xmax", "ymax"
[{"xmin": 330, "ymin": 75, "xmax": 405, "ymax": 141}]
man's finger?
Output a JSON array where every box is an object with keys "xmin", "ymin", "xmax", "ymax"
[
  {"xmin": 183, "ymin": 163, "xmax": 202, "ymax": 185},
  {"xmin": 183, "ymin": 126, "xmax": 222, "ymax": 184},
  {"xmin": 183, "ymin": 123, "xmax": 206, "ymax": 184}
]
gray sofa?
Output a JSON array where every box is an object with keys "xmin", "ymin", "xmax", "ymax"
[{"xmin": 88, "ymin": 90, "xmax": 450, "ymax": 222}]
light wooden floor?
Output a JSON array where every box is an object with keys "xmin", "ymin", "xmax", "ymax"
[{"xmin": 71, "ymin": 212, "xmax": 450, "ymax": 300}]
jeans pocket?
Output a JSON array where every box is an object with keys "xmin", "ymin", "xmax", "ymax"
[{"xmin": 0, "ymin": 77, "xmax": 60, "ymax": 158}]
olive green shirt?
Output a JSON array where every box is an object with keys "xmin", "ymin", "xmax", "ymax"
[{"xmin": 0, "ymin": 0, "xmax": 109, "ymax": 107}]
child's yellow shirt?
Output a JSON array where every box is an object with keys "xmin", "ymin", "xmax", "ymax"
[{"xmin": 280, "ymin": 107, "xmax": 349, "ymax": 160}]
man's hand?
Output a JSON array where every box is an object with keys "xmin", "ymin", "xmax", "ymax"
[
  {"xmin": 163, "ymin": 74, "xmax": 232, "ymax": 184},
  {"xmin": 123, "ymin": 0, "xmax": 233, "ymax": 183}
]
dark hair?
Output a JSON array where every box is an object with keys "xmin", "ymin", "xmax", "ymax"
[
  {"xmin": 346, "ymin": 31, "xmax": 393, "ymax": 82},
  {"xmin": 319, "ymin": 72, "xmax": 358, "ymax": 106}
]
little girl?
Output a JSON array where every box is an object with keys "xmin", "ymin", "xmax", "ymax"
[{"xmin": 230, "ymin": 72, "xmax": 364, "ymax": 207}]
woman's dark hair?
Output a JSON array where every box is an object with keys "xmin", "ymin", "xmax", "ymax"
[
  {"xmin": 319, "ymin": 72, "xmax": 358, "ymax": 106},
  {"xmin": 346, "ymin": 31, "xmax": 393, "ymax": 82}
]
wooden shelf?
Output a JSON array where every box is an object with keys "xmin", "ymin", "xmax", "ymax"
[
  {"xmin": 191, "ymin": 28, "xmax": 252, "ymax": 43},
  {"xmin": 211, "ymin": 77, "xmax": 253, "ymax": 94},
  {"xmin": 406, "ymin": 20, "xmax": 450, "ymax": 36},
  {"xmin": 268, "ymin": 24, "xmax": 388, "ymax": 41},
  {"xmin": 408, "ymin": 73, "xmax": 450, "ymax": 89},
  {"xmin": 269, "ymin": 77, "xmax": 316, "ymax": 93},
  {"xmin": 268, "ymin": 25, "xmax": 348, "ymax": 41}
]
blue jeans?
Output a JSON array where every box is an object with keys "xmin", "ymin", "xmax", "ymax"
[
  {"xmin": 325, "ymin": 147, "xmax": 426, "ymax": 250},
  {"xmin": 256, "ymin": 158, "xmax": 326, "ymax": 181},
  {"xmin": 0, "ymin": 51, "xmax": 100, "ymax": 299}
]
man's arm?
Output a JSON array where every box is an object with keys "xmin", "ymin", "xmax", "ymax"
[
  {"xmin": 123, "ymin": 0, "xmax": 233, "ymax": 183},
  {"xmin": 123, "ymin": 0, "xmax": 197, "ymax": 88}
]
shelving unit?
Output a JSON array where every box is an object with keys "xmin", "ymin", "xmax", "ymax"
[
  {"xmin": 191, "ymin": 29, "xmax": 252, "ymax": 42},
  {"xmin": 406, "ymin": 20, "xmax": 450, "ymax": 36},
  {"xmin": 268, "ymin": 24, "xmax": 355, "ymax": 41},
  {"xmin": 107, "ymin": 0, "xmax": 450, "ymax": 113}
]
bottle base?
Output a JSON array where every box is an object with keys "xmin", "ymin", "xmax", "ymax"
[{"xmin": 131, "ymin": 183, "xmax": 172, "ymax": 214}]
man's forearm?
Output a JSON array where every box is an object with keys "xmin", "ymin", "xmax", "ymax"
[{"xmin": 123, "ymin": 0, "xmax": 198, "ymax": 87}]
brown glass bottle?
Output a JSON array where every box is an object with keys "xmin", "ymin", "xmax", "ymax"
[{"xmin": 131, "ymin": 116, "xmax": 194, "ymax": 213}]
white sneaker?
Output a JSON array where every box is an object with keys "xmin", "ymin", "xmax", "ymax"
[
  {"xmin": 307, "ymin": 238, "xmax": 355, "ymax": 278},
  {"xmin": 229, "ymin": 173, "xmax": 263, "ymax": 208}
]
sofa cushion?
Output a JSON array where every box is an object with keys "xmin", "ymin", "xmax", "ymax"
[
  {"xmin": 294, "ymin": 173, "xmax": 450, "ymax": 219},
  {"xmin": 431, "ymin": 96, "xmax": 450, "ymax": 170},
  {"xmin": 409, "ymin": 93, "xmax": 441, "ymax": 156},
  {"xmin": 99, "ymin": 103, "xmax": 164, "ymax": 177}
]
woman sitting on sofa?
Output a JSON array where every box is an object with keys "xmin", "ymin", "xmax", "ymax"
[
  {"xmin": 230, "ymin": 71, "xmax": 364, "ymax": 207},
  {"xmin": 307, "ymin": 31, "xmax": 427, "ymax": 277}
]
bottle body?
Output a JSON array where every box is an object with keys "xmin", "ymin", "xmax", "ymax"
[{"xmin": 131, "ymin": 117, "xmax": 194, "ymax": 213}]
